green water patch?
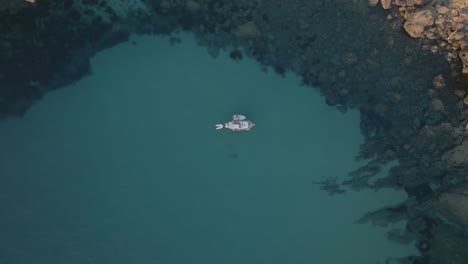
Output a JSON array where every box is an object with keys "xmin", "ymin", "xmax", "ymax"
[{"xmin": 0, "ymin": 33, "xmax": 416, "ymax": 264}]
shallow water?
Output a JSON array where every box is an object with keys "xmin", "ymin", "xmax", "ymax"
[{"xmin": 0, "ymin": 33, "xmax": 416, "ymax": 264}]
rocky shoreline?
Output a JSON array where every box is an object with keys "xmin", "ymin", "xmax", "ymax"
[
  {"xmin": 1, "ymin": 0, "xmax": 467, "ymax": 263},
  {"xmin": 372, "ymin": 0, "xmax": 468, "ymax": 114},
  {"xmin": 372, "ymin": 1, "xmax": 467, "ymax": 69}
]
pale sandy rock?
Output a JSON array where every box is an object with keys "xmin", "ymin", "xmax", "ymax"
[
  {"xmin": 453, "ymin": 0, "xmax": 468, "ymax": 9},
  {"xmin": 406, "ymin": 0, "xmax": 421, "ymax": 6},
  {"xmin": 453, "ymin": 15, "xmax": 465, "ymax": 23},
  {"xmin": 381, "ymin": 0, "xmax": 391, "ymax": 9},
  {"xmin": 394, "ymin": 0, "xmax": 406, "ymax": 6},
  {"xmin": 459, "ymin": 50, "xmax": 468, "ymax": 74},
  {"xmin": 461, "ymin": 39, "xmax": 467, "ymax": 50},
  {"xmin": 451, "ymin": 30, "xmax": 464, "ymax": 40},
  {"xmin": 454, "ymin": 22, "xmax": 465, "ymax": 30},
  {"xmin": 403, "ymin": 9, "xmax": 436, "ymax": 38},
  {"xmin": 435, "ymin": 15, "xmax": 445, "ymax": 25},
  {"xmin": 235, "ymin": 21, "xmax": 261, "ymax": 38},
  {"xmin": 437, "ymin": 6, "xmax": 449, "ymax": 14}
]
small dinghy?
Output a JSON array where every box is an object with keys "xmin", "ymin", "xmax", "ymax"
[{"xmin": 215, "ymin": 115, "xmax": 255, "ymax": 131}]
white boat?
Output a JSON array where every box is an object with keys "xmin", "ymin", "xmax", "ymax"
[{"xmin": 215, "ymin": 115, "xmax": 255, "ymax": 131}]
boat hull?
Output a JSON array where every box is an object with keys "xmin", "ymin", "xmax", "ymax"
[{"xmin": 225, "ymin": 120, "xmax": 255, "ymax": 131}]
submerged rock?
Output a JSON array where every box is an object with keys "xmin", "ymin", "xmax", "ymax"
[
  {"xmin": 459, "ymin": 50, "xmax": 468, "ymax": 74},
  {"xmin": 433, "ymin": 74, "xmax": 446, "ymax": 88},
  {"xmin": 431, "ymin": 98, "xmax": 445, "ymax": 112},
  {"xmin": 235, "ymin": 21, "xmax": 261, "ymax": 38},
  {"xmin": 441, "ymin": 140, "xmax": 468, "ymax": 166},
  {"xmin": 432, "ymin": 185, "xmax": 468, "ymax": 227},
  {"xmin": 426, "ymin": 223, "xmax": 468, "ymax": 264}
]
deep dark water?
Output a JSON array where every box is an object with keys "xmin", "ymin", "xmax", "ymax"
[{"xmin": 1, "ymin": 0, "xmax": 468, "ymax": 263}]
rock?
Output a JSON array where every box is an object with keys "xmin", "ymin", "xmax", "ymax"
[
  {"xmin": 403, "ymin": 9, "xmax": 436, "ymax": 38},
  {"xmin": 413, "ymin": 0, "xmax": 426, "ymax": 5},
  {"xmin": 381, "ymin": 0, "xmax": 391, "ymax": 9},
  {"xmin": 453, "ymin": 0, "xmax": 468, "ymax": 9},
  {"xmin": 433, "ymin": 184, "xmax": 468, "ymax": 227},
  {"xmin": 431, "ymin": 98, "xmax": 444, "ymax": 112},
  {"xmin": 459, "ymin": 50, "xmax": 468, "ymax": 74},
  {"xmin": 454, "ymin": 89, "xmax": 465, "ymax": 98},
  {"xmin": 428, "ymin": 223, "xmax": 468, "ymax": 263},
  {"xmin": 442, "ymin": 141, "xmax": 468, "ymax": 166},
  {"xmin": 437, "ymin": 6, "xmax": 449, "ymax": 14},
  {"xmin": 235, "ymin": 21, "xmax": 261, "ymax": 38},
  {"xmin": 394, "ymin": 0, "xmax": 405, "ymax": 6},
  {"xmin": 454, "ymin": 22, "xmax": 464, "ymax": 30},
  {"xmin": 433, "ymin": 74, "xmax": 445, "ymax": 88}
]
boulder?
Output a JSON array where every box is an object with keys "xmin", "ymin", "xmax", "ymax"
[
  {"xmin": 381, "ymin": 0, "xmax": 391, "ymax": 9},
  {"xmin": 403, "ymin": 8, "xmax": 436, "ymax": 38}
]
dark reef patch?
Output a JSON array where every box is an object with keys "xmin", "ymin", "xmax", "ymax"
[{"xmin": 229, "ymin": 49, "xmax": 243, "ymax": 61}]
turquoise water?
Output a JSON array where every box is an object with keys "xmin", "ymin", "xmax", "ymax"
[{"xmin": 0, "ymin": 34, "xmax": 415, "ymax": 263}]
